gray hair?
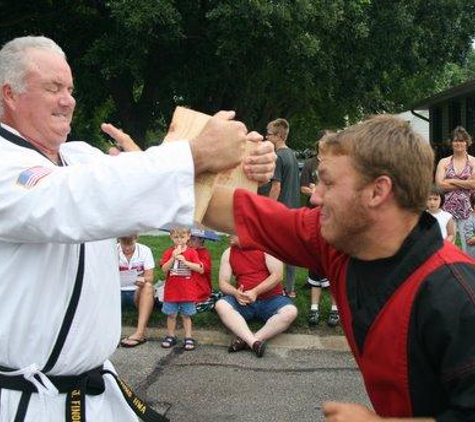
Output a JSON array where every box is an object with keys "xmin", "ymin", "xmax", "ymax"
[{"xmin": 0, "ymin": 36, "xmax": 66, "ymax": 118}]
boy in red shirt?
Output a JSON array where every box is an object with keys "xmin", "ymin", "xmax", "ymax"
[{"xmin": 160, "ymin": 227, "xmax": 203, "ymax": 351}]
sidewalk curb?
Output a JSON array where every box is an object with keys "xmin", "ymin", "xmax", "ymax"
[{"xmin": 121, "ymin": 326, "xmax": 350, "ymax": 352}]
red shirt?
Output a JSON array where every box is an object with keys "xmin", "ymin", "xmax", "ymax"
[
  {"xmin": 194, "ymin": 247, "xmax": 212, "ymax": 303},
  {"xmin": 160, "ymin": 247, "xmax": 201, "ymax": 302},
  {"xmin": 232, "ymin": 188, "xmax": 475, "ymax": 418},
  {"xmin": 229, "ymin": 246, "xmax": 283, "ymax": 300}
]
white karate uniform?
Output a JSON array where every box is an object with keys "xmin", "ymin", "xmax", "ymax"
[{"xmin": 0, "ymin": 124, "xmax": 195, "ymax": 421}]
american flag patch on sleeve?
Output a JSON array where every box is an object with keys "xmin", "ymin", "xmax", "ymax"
[{"xmin": 17, "ymin": 166, "xmax": 53, "ymax": 188}]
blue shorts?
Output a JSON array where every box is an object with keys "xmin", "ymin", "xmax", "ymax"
[
  {"xmin": 121, "ymin": 290, "xmax": 136, "ymax": 308},
  {"xmin": 162, "ymin": 301, "xmax": 196, "ymax": 316},
  {"xmin": 220, "ymin": 294, "xmax": 295, "ymax": 322},
  {"xmin": 121, "ymin": 289, "xmax": 160, "ymax": 309}
]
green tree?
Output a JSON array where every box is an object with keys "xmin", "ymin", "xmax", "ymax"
[
  {"xmin": 433, "ymin": 48, "xmax": 475, "ymax": 92},
  {"xmin": 1, "ymin": 1, "xmax": 475, "ymax": 151}
]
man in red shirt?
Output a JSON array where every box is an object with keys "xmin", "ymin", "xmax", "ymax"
[
  {"xmin": 203, "ymin": 115, "xmax": 475, "ymax": 421},
  {"xmin": 215, "ymin": 235, "xmax": 297, "ymax": 357}
]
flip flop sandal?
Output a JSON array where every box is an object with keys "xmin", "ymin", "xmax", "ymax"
[
  {"xmin": 228, "ymin": 336, "xmax": 249, "ymax": 353},
  {"xmin": 161, "ymin": 336, "xmax": 177, "ymax": 349},
  {"xmin": 183, "ymin": 337, "xmax": 196, "ymax": 351},
  {"xmin": 120, "ymin": 337, "xmax": 147, "ymax": 348},
  {"xmin": 252, "ymin": 340, "xmax": 266, "ymax": 358}
]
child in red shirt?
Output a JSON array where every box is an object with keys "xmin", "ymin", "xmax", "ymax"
[
  {"xmin": 160, "ymin": 228, "xmax": 203, "ymax": 350},
  {"xmin": 188, "ymin": 233, "xmax": 212, "ymax": 304}
]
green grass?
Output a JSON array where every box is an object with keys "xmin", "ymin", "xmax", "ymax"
[{"xmin": 122, "ymin": 234, "xmax": 343, "ymax": 335}]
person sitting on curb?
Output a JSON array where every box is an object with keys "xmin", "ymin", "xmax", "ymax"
[
  {"xmin": 118, "ymin": 235, "xmax": 155, "ymax": 348},
  {"xmin": 215, "ymin": 235, "xmax": 298, "ymax": 357}
]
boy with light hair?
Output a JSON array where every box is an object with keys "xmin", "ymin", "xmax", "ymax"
[{"xmin": 160, "ymin": 227, "xmax": 203, "ymax": 351}]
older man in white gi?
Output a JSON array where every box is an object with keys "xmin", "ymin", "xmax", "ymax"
[{"xmin": 0, "ymin": 36, "xmax": 275, "ymax": 421}]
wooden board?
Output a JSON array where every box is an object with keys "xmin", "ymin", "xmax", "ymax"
[{"xmin": 165, "ymin": 106, "xmax": 257, "ymax": 223}]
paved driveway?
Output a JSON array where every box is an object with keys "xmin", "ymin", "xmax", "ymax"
[{"xmin": 111, "ymin": 336, "xmax": 371, "ymax": 422}]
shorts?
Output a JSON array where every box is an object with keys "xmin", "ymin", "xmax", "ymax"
[
  {"xmin": 220, "ymin": 294, "xmax": 295, "ymax": 322},
  {"xmin": 162, "ymin": 301, "xmax": 196, "ymax": 316},
  {"xmin": 121, "ymin": 290, "xmax": 136, "ymax": 308},
  {"xmin": 307, "ymin": 271, "xmax": 330, "ymax": 288},
  {"xmin": 121, "ymin": 289, "xmax": 160, "ymax": 310}
]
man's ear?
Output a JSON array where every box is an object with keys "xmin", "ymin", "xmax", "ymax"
[
  {"xmin": 368, "ymin": 175, "xmax": 393, "ymax": 207},
  {"xmin": 2, "ymin": 84, "xmax": 17, "ymax": 110}
]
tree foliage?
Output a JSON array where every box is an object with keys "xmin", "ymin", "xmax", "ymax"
[
  {"xmin": 1, "ymin": 0, "xmax": 475, "ymax": 150},
  {"xmin": 433, "ymin": 49, "xmax": 475, "ymax": 92}
]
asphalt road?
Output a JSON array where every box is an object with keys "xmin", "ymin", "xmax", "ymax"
[{"xmin": 111, "ymin": 336, "xmax": 371, "ymax": 422}]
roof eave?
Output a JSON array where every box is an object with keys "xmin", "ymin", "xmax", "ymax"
[{"xmin": 411, "ymin": 78, "xmax": 475, "ymax": 110}]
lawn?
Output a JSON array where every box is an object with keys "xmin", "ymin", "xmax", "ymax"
[{"xmin": 122, "ymin": 234, "xmax": 342, "ymax": 335}]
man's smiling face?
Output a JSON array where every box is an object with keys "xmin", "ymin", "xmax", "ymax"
[{"xmin": 311, "ymin": 153, "xmax": 372, "ymax": 253}]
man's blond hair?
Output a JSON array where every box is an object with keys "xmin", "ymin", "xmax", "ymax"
[
  {"xmin": 319, "ymin": 114, "xmax": 434, "ymax": 213},
  {"xmin": 268, "ymin": 118, "xmax": 289, "ymax": 141}
]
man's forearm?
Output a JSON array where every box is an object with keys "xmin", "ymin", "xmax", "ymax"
[
  {"xmin": 203, "ymin": 186, "xmax": 236, "ymax": 234},
  {"xmin": 252, "ymin": 275, "xmax": 282, "ymax": 296},
  {"xmin": 219, "ymin": 280, "xmax": 238, "ymax": 296}
]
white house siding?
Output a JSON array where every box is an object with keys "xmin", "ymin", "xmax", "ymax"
[{"xmin": 397, "ymin": 110, "xmax": 430, "ymax": 143}]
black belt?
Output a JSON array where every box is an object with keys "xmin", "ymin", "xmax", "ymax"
[
  {"xmin": 0, "ymin": 365, "xmax": 105, "ymax": 396},
  {"xmin": 0, "ymin": 366, "xmax": 169, "ymax": 422}
]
